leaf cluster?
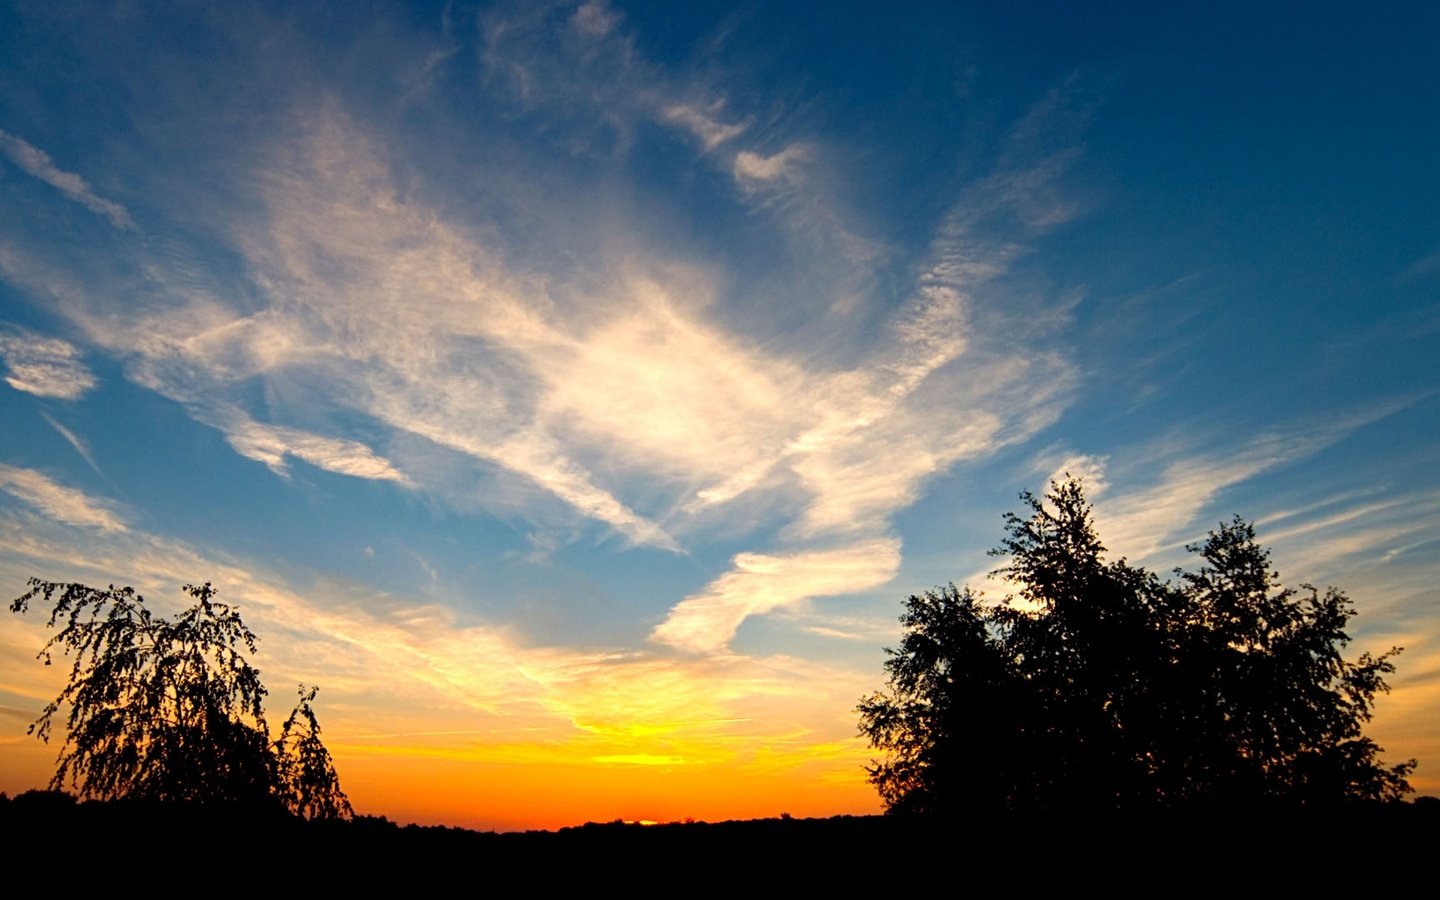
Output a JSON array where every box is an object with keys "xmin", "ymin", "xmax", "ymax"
[
  {"xmin": 11, "ymin": 578, "xmax": 353, "ymax": 819},
  {"xmin": 858, "ymin": 479, "xmax": 1416, "ymax": 815}
]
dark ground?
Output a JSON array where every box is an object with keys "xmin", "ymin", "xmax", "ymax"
[{"xmin": 4, "ymin": 790, "xmax": 1435, "ymax": 887}]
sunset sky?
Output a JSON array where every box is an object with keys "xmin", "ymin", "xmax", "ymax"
[{"xmin": 1, "ymin": 1, "xmax": 1437, "ymax": 830}]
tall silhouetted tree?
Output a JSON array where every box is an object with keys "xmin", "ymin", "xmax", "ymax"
[
  {"xmin": 858, "ymin": 478, "xmax": 1415, "ymax": 815},
  {"xmin": 10, "ymin": 578, "xmax": 352, "ymax": 819}
]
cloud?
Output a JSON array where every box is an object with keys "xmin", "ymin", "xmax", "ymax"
[
  {"xmin": 0, "ymin": 329, "xmax": 97, "ymax": 399},
  {"xmin": 792, "ymin": 614, "xmax": 901, "ymax": 642},
  {"xmin": 571, "ymin": 1, "xmax": 619, "ymax": 38},
  {"xmin": 176, "ymin": 114, "xmax": 684, "ymax": 548},
  {"xmin": 883, "ymin": 284, "xmax": 968, "ymax": 395},
  {"xmin": 2, "ymin": 87, "xmax": 1079, "ymax": 664},
  {"xmin": 40, "ymin": 413, "xmax": 102, "ymax": 475},
  {"xmin": 1045, "ymin": 453, "xmax": 1109, "ymax": 497},
  {"xmin": 0, "ymin": 35, "xmax": 1084, "ymax": 637},
  {"xmin": 179, "ymin": 93, "xmax": 1078, "ymax": 643},
  {"xmin": 733, "ymin": 144, "xmax": 810, "ymax": 187},
  {"xmin": 483, "ymin": 0, "xmax": 754, "ymax": 160},
  {"xmin": 0, "ymin": 130, "xmax": 136, "ymax": 230},
  {"xmin": 219, "ymin": 413, "xmax": 412, "ymax": 485},
  {"xmin": 770, "ymin": 206, "xmax": 1071, "ymax": 543},
  {"xmin": 531, "ymin": 275, "xmax": 803, "ymax": 486},
  {"xmin": 662, "ymin": 103, "xmax": 747, "ymax": 150},
  {"xmin": 651, "ymin": 538, "xmax": 902, "ymax": 655},
  {"xmin": 0, "ymin": 464, "xmax": 126, "ymax": 532},
  {"xmin": 1257, "ymin": 490, "xmax": 1440, "ymax": 590},
  {"xmin": 1051, "ymin": 407, "xmax": 1415, "ymax": 565}
]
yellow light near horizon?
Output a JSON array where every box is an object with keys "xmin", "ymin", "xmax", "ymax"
[{"xmin": 333, "ymin": 747, "xmax": 881, "ymax": 832}]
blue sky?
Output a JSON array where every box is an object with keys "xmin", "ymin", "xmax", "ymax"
[{"xmin": 1, "ymin": 1, "xmax": 1437, "ymax": 826}]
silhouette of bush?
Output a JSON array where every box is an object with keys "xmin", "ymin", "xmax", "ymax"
[
  {"xmin": 858, "ymin": 478, "xmax": 1416, "ymax": 815},
  {"xmin": 10, "ymin": 578, "xmax": 352, "ymax": 818}
]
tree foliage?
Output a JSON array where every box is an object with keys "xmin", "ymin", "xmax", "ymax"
[
  {"xmin": 10, "ymin": 578, "xmax": 352, "ymax": 818},
  {"xmin": 274, "ymin": 684, "xmax": 351, "ymax": 821},
  {"xmin": 857, "ymin": 478, "xmax": 1416, "ymax": 815}
]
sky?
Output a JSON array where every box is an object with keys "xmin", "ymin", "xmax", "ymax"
[{"xmin": 1, "ymin": 1, "xmax": 1437, "ymax": 830}]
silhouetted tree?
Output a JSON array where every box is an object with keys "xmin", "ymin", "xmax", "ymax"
[
  {"xmin": 10, "ymin": 578, "xmax": 352, "ymax": 818},
  {"xmin": 858, "ymin": 478, "xmax": 1415, "ymax": 815},
  {"xmin": 274, "ymin": 684, "xmax": 351, "ymax": 820}
]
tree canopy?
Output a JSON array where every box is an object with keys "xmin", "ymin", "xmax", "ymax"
[
  {"xmin": 10, "ymin": 578, "xmax": 351, "ymax": 818},
  {"xmin": 857, "ymin": 478, "xmax": 1416, "ymax": 815}
]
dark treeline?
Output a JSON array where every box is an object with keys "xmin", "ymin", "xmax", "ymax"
[{"xmin": 4, "ymin": 789, "xmax": 1437, "ymax": 884}]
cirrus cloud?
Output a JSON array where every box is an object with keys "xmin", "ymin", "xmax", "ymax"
[{"xmin": 0, "ymin": 329, "xmax": 97, "ymax": 400}]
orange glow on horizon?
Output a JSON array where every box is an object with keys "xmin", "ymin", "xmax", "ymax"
[{"xmin": 334, "ymin": 746, "xmax": 882, "ymax": 832}]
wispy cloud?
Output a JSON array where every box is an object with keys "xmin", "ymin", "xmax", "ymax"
[
  {"xmin": 662, "ymin": 102, "xmax": 747, "ymax": 150},
  {"xmin": 787, "ymin": 611, "xmax": 903, "ymax": 643},
  {"xmin": 733, "ymin": 144, "xmax": 810, "ymax": 188},
  {"xmin": 219, "ymin": 412, "xmax": 412, "ymax": 485},
  {"xmin": 570, "ymin": 1, "xmax": 619, "ymax": 37},
  {"xmin": 0, "ymin": 12, "xmax": 1084, "ymax": 650},
  {"xmin": 0, "ymin": 464, "xmax": 125, "ymax": 532},
  {"xmin": 240, "ymin": 89, "xmax": 1076, "ymax": 643},
  {"xmin": 0, "ymin": 329, "xmax": 97, "ymax": 400},
  {"xmin": 482, "ymin": 0, "xmax": 752, "ymax": 160},
  {"xmin": 1260, "ymin": 490, "xmax": 1440, "ymax": 590},
  {"xmin": 1038, "ymin": 405, "xmax": 1418, "ymax": 566},
  {"xmin": 0, "ymin": 130, "xmax": 136, "ymax": 230},
  {"xmin": 652, "ymin": 538, "xmax": 902, "ymax": 655},
  {"xmin": 1044, "ymin": 453, "xmax": 1110, "ymax": 497},
  {"xmin": 40, "ymin": 413, "xmax": 102, "ymax": 475}
]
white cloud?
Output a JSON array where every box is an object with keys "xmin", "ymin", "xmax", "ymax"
[
  {"xmin": 777, "ymin": 609, "xmax": 902, "ymax": 643},
  {"xmin": 0, "ymin": 330, "xmax": 97, "ymax": 399},
  {"xmin": 733, "ymin": 144, "xmax": 810, "ymax": 187},
  {"xmin": 0, "ymin": 464, "xmax": 125, "ymax": 532},
  {"xmin": 0, "ymin": 90, "xmax": 1081, "ymax": 670},
  {"xmin": 883, "ymin": 285, "xmax": 967, "ymax": 395},
  {"xmin": 772, "ymin": 205, "xmax": 1070, "ymax": 540},
  {"xmin": 245, "ymin": 118, "xmax": 690, "ymax": 549},
  {"xmin": 217, "ymin": 109, "xmax": 1070, "ymax": 628},
  {"xmin": 1258, "ymin": 490, "xmax": 1440, "ymax": 588},
  {"xmin": 0, "ymin": 130, "xmax": 136, "ymax": 230},
  {"xmin": 1045, "ymin": 453, "xmax": 1109, "ymax": 498},
  {"xmin": 651, "ymin": 538, "xmax": 901, "ymax": 655},
  {"xmin": 0, "ymin": 55, "xmax": 1083, "ymax": 635},
  {"xmin": 0, "ymin": 116, "xmax": 681, "ymax": 549},
  {"xmin": 40, "ymin": 413, "xmax": 101, "ymax": 475},
  {"xmin": 220, "ymin": 413, "xmax": 412, "ymax": 485},
  {"xmin": 1076, "ymin": 409, "xmax": 1409, "ymax": 564},
  {"xmin": 662, "ymin": 103, "xmax": 747, "ymax": 150},
  {"xmin": 532, "ymin": 277, "xmax": 802, "ymax": 483},
  {"xmin": 785, "ymin": 407, "xmax": 1004, "ymax": 539},
  {"xmin": 1098, "ymin": 455, "xmax": 1274, "ymax": 560}
]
